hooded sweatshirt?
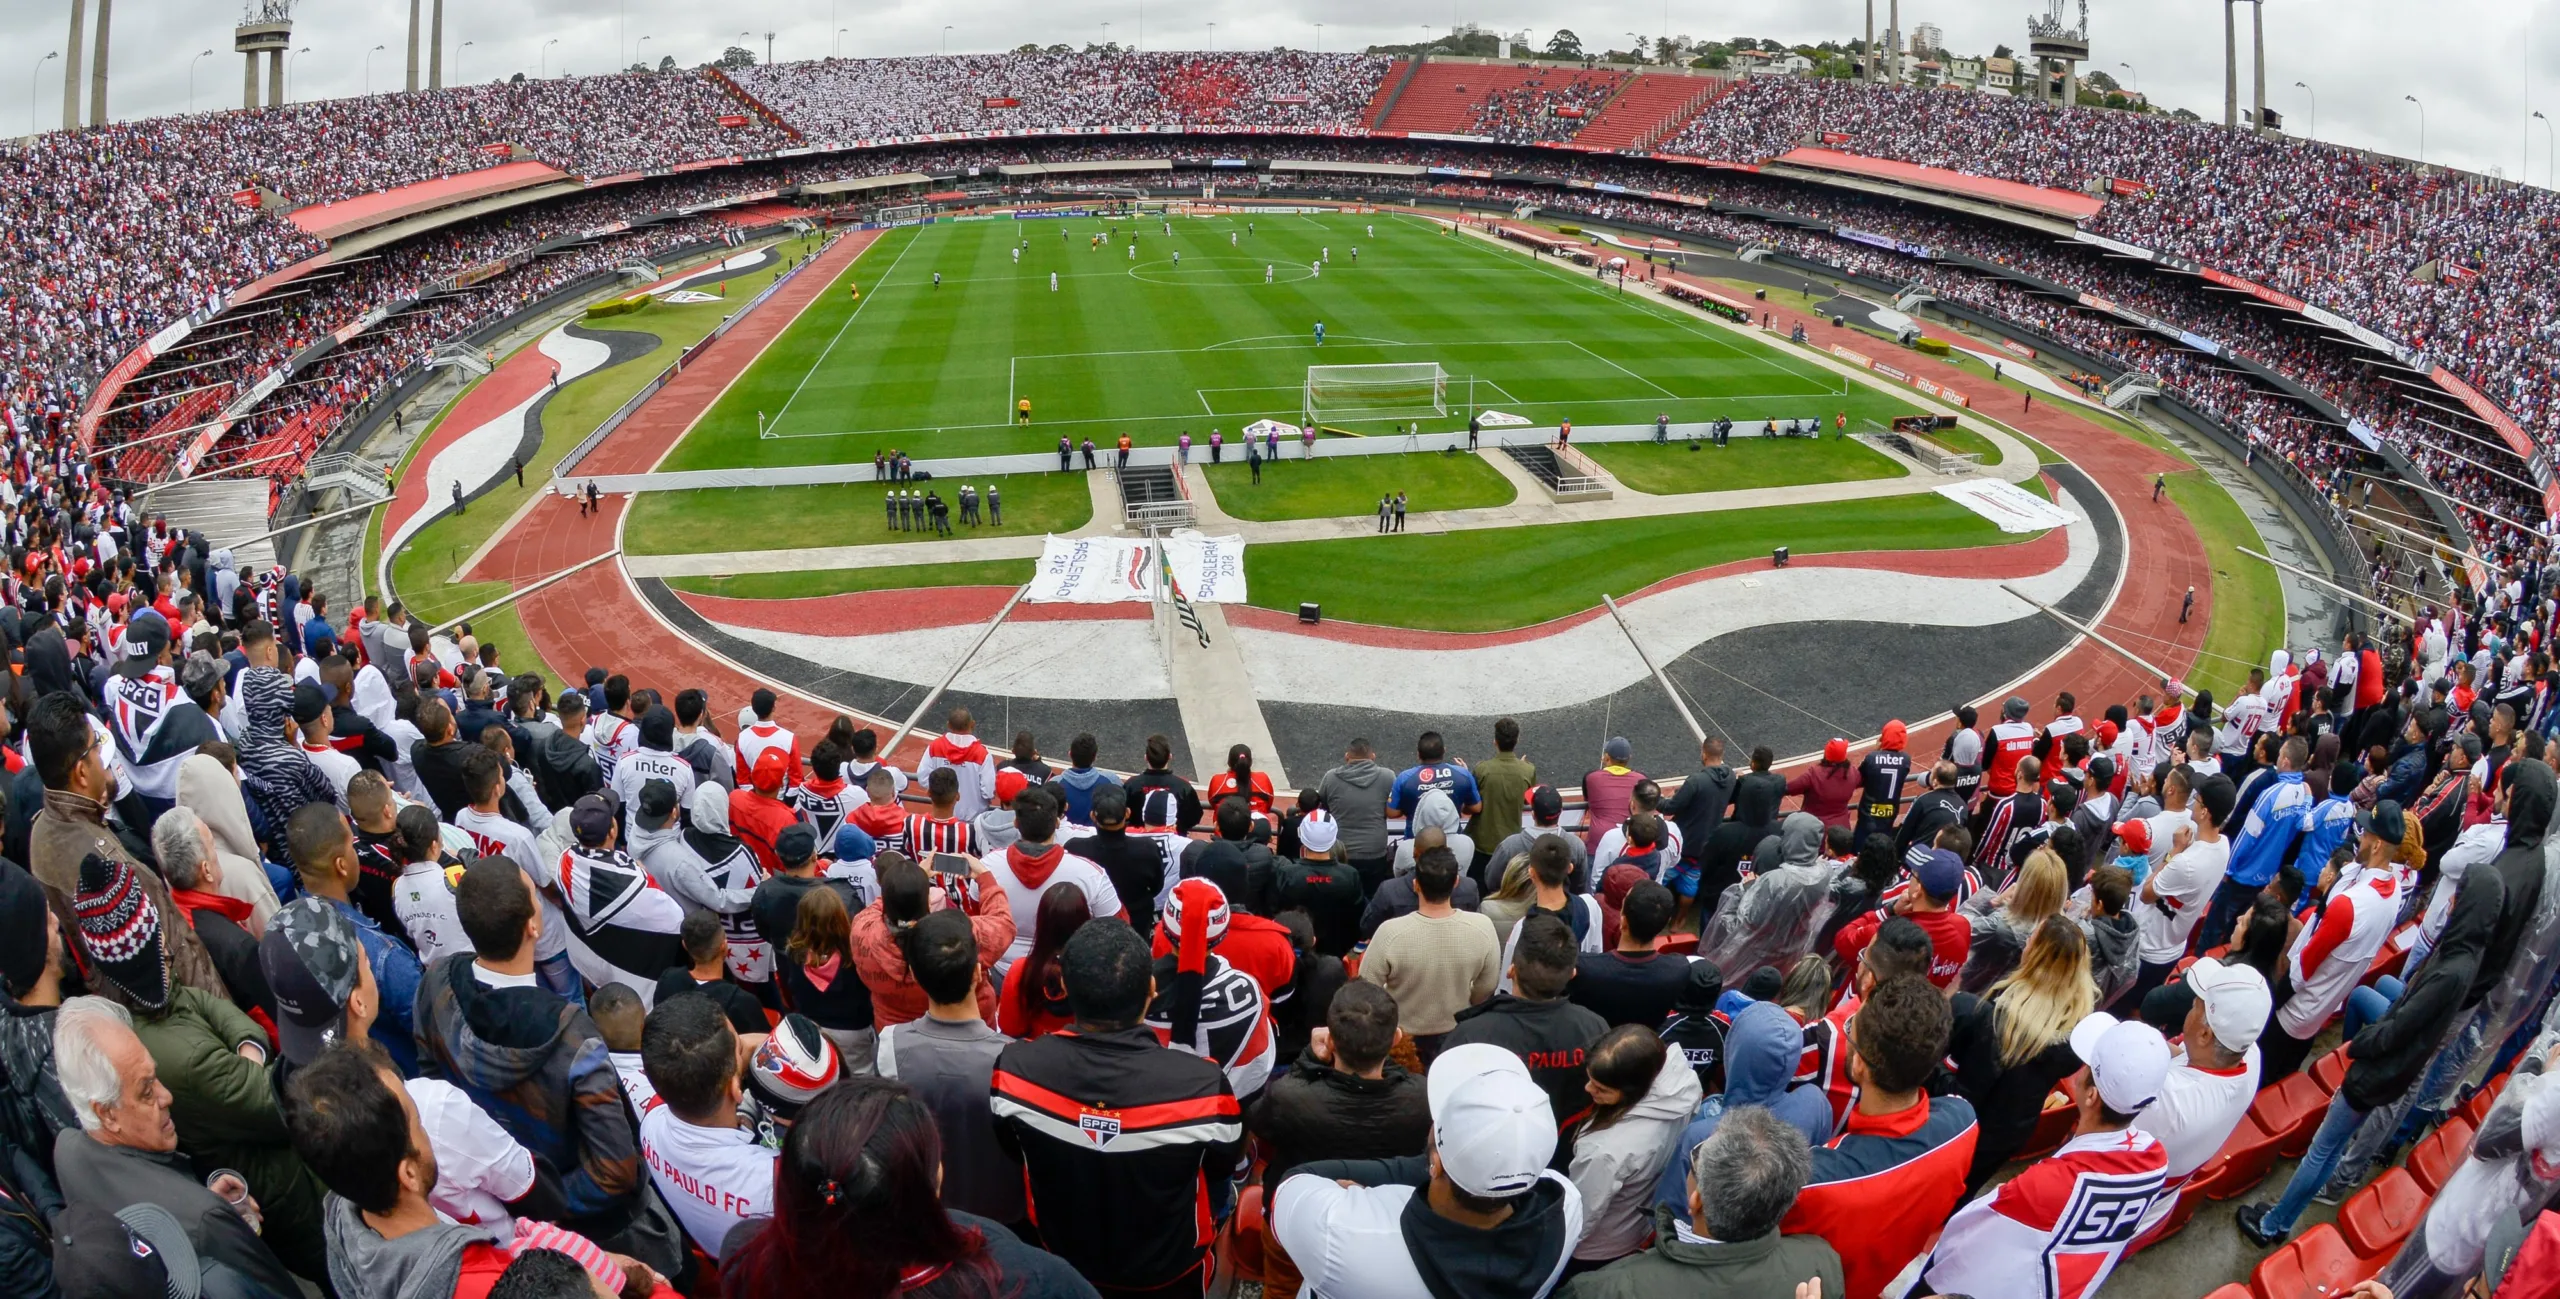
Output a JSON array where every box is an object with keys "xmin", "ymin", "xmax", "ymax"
[
  {"xmin": 1652, "ymin": 1001, "xmax": 1837, "ymax": 1217},
  {"xmin": 1568, "ymin": 1047, "xmax": 1705, "ymax": 1260},
  {"xmin": 1319, "ymin": 759, "xmax": 1396, "ymax": 862},
  {"xmin": 2343, "ymin": 863, "xmax": 2505, "ymax": 1111},
  {"xmin": 1391, "ymin": 790, "xmax": 1477, "ymax": 876},
  {"xmin": 410, "ymin": 953, "xmax": 639, "ymax": 1225},
  {"xmin": 322, "ymin": 1193, "xmax": 512, "ymax": 1299},
  {"xmin": 2475, "ymin": 760, "xmax": 2556, "ymax": 1006},
  {"xmin": 1052, "ymin": 764, "xmax": 1112, "ymax": 825},
  {"xmin": 1276, "ymin": 1154, "xmax": 1581, "ymax": 1299}
]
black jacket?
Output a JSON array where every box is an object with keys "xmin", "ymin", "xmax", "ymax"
[
  {"xmin": 1065, "ymin": 827, "xmax": 1174, "ymax": 935},
  {"xmin": 1896, "ymin": 788, "xmax": 1969, "ymax": 858},
  {"xmin": 1730, "ymin": 771, "xmax": 1789, "ymax": 838},
  {"xmin": 412, "ymin": 737, "xmax": 474, "ymax": 821},
  {"xmin": 1289, "ymin": 1154, "xmax": 1577, "ymax": 1299},
  {"xmin": 1659, "ymin": 765, "xmax": 1736, "ymax": 863},
  {"xmin": 2344, "ymin": 861, "xmax": 2505, "ymax": 1111},
  {"xmin": 1273, "ymin": 855, "xmax": 1364, "ymax": 956},
  {"xmin": 2475, "ymin": 760, "xmax": 2556, "ymax": 1005},
  {"xmin": 1443, "ymin": 994, "xmax": 1607, "ymax": 1164},
  {"xmin": 751, "ymin": 876, "xmax": 870, "ymax": 1031},
  {"xmin": 1948, "ymin": 991, "xmax": 2084, "ymax": 1187},
  {"xmin": 1181, "ymin": 836, "xmax": 1275, "ymax": 915},
  {"xmin": 1569, "ymin": 951, "xmax": 1691, "ymax": 1029},
  {"xmin": 1124, "ymin": 769, "xmax": 1203, "ymax": 834},
  {"xmin": 1247, "ymin": 1050, "xmax": 1430, "ymax": 1189},
  {"xmin": 991, "ymin": 1026, "xmax": 1240, "ymax": 1290},
  {"xmin": 529, "ymin": 728, "xmax": 604, "ymax": 812}
]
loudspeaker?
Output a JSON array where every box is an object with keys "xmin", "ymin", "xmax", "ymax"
[
  {"xmin": 1772, "ymin": 546, "xmax": 1790, "ymax": 568},
  {"xmin": 1754, "ymin": 288, "xmax": 1768, "ymax": 300},
  {"xmin": 1299, "ymin": 603, "xmax": 1322, "ymax": 625}
]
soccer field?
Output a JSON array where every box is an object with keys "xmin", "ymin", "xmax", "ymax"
[{"xmin": 654, "ymin": 210, "xmax": 1933, "ymax": 472}]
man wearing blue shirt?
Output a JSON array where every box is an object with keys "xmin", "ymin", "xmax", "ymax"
[
  {"xmin": 2289, "ymin": 762, "xmax": 2360, "ymax": 887},
  {"xmin": 2197, "ymin": 735, "xmax": 2313, "ymax": 951},
  {"xmin": 1387, "ymin": 732, "xmax": 1481, "ymax": 837}
]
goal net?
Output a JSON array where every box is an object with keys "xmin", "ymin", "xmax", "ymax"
[{"xmin": 1303, "ymin": 362, "xmax": 1449, "ymax": 427}]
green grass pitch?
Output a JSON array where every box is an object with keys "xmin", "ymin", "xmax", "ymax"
[{"xmin": 654, "ymin": 210, "xmax": 1935, "ymax": 472}]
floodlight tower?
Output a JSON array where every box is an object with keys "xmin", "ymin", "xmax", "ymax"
[
  {"xmin": 234, "ymin": 1, "xmax": 293, "ymax": 110},
  {"xmin": 2026, "ymin": 0, "xmax": 2089, "ymax": 108}
]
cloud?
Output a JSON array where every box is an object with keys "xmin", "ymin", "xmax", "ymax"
[{"xmin": 5, "ymin": 0, "xmax": 2551, "ymax": 184}]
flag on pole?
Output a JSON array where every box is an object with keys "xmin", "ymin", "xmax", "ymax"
[{"xmin": 1161, "ymin": 543, "xmax": 1211, "ymax": 649}]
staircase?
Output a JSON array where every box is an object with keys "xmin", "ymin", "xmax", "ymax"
[
  {"xmin": 1579, "ymin": 73, "xmax": 1718, "ymax": 152},
  {"xmin": 1119, "ymin": 465, "xmax": 1194, "ymax": 528},
  {"xmin": 1632, "ymin": 75, "xmax": 1742, "ymax": 155},
  {"xmin": 1360, "ymin": 59, "xmax": 1417, "ymax": 129},
  {"xmin": 2105, "ymin": 371, "xmax": 2162, "ymax": 409},
  {"xmin": 1501, "ymin": 444, "xmax": 1613, "ymax": 502},
  {"xmin": 307, "ymin": 452, "xmax": 396, "ymax": 504},
  {"xmin": 431, "ymin": 342, "xmax": 491, "ymax": 376}
]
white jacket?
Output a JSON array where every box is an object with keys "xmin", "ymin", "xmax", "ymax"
[{"xmin": 1567, "ymin": 1049, "xmax": 1705, "ymax": 1260}]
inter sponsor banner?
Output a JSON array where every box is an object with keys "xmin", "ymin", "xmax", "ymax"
[
  {"xmin": 1915, "ymin": 377, "xmax": 1941, "ymax": 397},
  {"xmin": 1944, "ymin": 388, "xmax": 1971, "ymax": 408},
  {"xmin": 1026, "ymin": 535, "xmax": 1249, "ymax": 604},
  {"xmin": 1937, "ymin": 479, "xmax": 2075, "ymax": 534}
]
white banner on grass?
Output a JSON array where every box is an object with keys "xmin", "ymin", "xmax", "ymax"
[
  {"xmin": 1027, "ymin": 534, "xmax": 1250, "ymax": 604},
  {"xmin": 1934, "ymin": 479, "xmax": 2075, "ymax": 534}
]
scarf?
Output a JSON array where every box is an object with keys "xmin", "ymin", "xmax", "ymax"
[
  {"xmin": 802, "ymin": 953, "xmax": 841, "ymax": 993},
  {"xmin": 169, "ymin": 887, "xmax": 254, "ymax": 929}
]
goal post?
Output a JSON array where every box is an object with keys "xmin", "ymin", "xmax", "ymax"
[{"xmin": 1303, "ymin": 362, "xmax": 1449, "ymax": 428}]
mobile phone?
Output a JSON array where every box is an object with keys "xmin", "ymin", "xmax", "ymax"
[{"xmin": 930, "ymin": 853, "xmax": 975, "ymax": 876}]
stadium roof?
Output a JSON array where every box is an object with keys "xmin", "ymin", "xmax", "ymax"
[
  {"xmin": 1773, "ymin": 148, "xmax": 2105, "ymax": 222},
  {"xmin": 288, "ymin": 159, "xmax": 571, "ymax": 242}
]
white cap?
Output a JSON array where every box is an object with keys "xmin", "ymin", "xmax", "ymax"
[
  {"xmin": 1425, "ymin": 1043, "xmax": 1555, "ymax": 1198},
  {"xmin": 2070, "ymin": 1012, "xmax": 2173, "ymax": 1115},
  {"xmin": 1297, "ymin": 809, "xmax": 1340, "ymax": 855},
  {"xmin": 2185, "ymin": 957, "xmax": 2273, "ymax": 1052}
]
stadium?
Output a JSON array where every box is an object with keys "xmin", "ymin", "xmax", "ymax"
[{"xmin": 7, "ymin": 5, "xmax": 2558, "ymax": 1299}]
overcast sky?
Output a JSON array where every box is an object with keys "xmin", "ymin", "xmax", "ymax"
[{"xmin": 9, "ymin": 0, "xmax": 2556, "ymax": 185}]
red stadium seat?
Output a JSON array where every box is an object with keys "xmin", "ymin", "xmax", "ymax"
[
  {"xmin": 2458, "ymin": 1086, "xmax": 2496, "ymax": 1129},
  {"xmin": 2195, "ymin": 1115, "xmax": 2284, "ymax": 1201},
  {"xmin": 2336, "ymin": 1167, "xmax": 2428, "ymax": 1258},
  {"xmin": 1227, "ymin": 1184, "xmax": 1267, "ymax": 1283},
  {"xmin": 1659, "ymin": 934, "xmax": 1698, "ymax": 955},
  {"xmin": 2310, "ymin": 1049, "xmax": 2348, "ymax": 1096},
  {"xmin": 2253, "ymin": 1073, "xmax": 2330, "ymax": 1158},
  {"xmin": 2408, "ymin": 1117, "xmax": 2477, "ymax": 1196},
  {"xmin": 2123, "ymin": 1189, "xmax": 2195, "ymax": 1255},
  {"xmin": 2203, "ymin": 1287, "xmax": 2255, "ymax": 1299},
  {"xmin": 2017, "ymin": 1079, "xmax": 2081, "ymax": 1162},
  {"xmin": 2249, "ymin": 1224, "xmax": 2380, "ymax": 1299}
]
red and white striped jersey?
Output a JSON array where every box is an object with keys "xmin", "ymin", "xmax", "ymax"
[
  {"xmin": 903, "ymin": 813, "xmax": 981, "ymax": 859},
  {"xmin": 1908, "ymin": 1126, "xmax": 2167, "ymax": 1299}
]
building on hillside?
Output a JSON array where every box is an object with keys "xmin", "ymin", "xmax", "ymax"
[
  {"xmin": 1983, "ymin": 56, "xmax": 2017, "ymax": 89},
  {"xmin": 1911, "ymin": 23, "xmax": 1944, "ymax": 55},
  {"xmin": 1946, "ymin": 54, "xmax": 1984, "ymax": 84}
]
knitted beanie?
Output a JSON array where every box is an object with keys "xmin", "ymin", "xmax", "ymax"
[{"xmin": 73, "ymin": 852, "xmax": 169, "ymax": 1012}]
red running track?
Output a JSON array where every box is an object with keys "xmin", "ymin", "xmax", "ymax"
[
  {"xmin": 378, "ymin": 340, "xmax": 561, "ymax": 544},
  {"xmin": 468, "ymin": 220, "xmax": 2216, "ymax": 778},
  {"xmin": 466, "ymin": 230, "xmax": 922, "ymax": 758}
]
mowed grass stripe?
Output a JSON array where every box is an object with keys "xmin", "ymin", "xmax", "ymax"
[{"xmin": 657, "ymin": 214, "xmax": 1928, "ymax": 471}]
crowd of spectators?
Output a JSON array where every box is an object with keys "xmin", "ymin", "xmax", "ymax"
[
  {"xmin": 0, "ymin": 473, "xmax": 2553, "ymax": 1298},
  {"xmin": 1465, "ymin": 70, "xmax": 1626, "ymax": 145},
  {"xmin": 730, "ymin": 50, "xmax": 1388, "ymax": 143}
]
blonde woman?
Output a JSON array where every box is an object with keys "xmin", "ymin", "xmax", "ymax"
[
  {"xmin": 1956, "ymin": 845, "xmax": 2069, "ymax": 993},
  {"xmin": 1948, "ymin": 915, "xmax": 2096, "ymax": 1191}
]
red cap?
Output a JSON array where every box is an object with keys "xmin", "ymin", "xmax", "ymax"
[
  {"xmin": 1823, "ymin": 738, "xmax": 1849, "ymax": 764},
  {"xmin": 995, "ymin": 768, "xmax": 1031, "ymax": 806},
  {"xmin": 2110, "ymin": 819, "xmax": 2153, "ymax": 853},
  {"xmin": 1880, "ymin": 720, "xmax": 1907, "ymax": 751},
  {"xmin": 2095, "ymin": 719, "xmax": 2121, "ymax": 747},
  {"xmin": 751, "ymin": 747, "xmax": 790, "ymax": 794}
]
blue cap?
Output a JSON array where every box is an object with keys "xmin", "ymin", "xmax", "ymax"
[{"xmin": 1915, "ymin": 848, "xmax": 1965, "ymax": 902}]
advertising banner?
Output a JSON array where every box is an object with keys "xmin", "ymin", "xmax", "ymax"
[{"xmin": 1027, "ymin": 535, "xmax": 1248, "ymax": 604}]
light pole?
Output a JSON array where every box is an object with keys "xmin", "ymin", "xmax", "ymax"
[
  {"xmin": 2405, "ymin": 94, "xmax": 2425, "ymax": 165},
  {"xmin": 764, "ymin": 32, "xmax": 774, "ymax": 66},
  {"xmin": 2116, "ymin": 61, "xmax": 2135, "ymax": 91},
  {"xmin": 284, "ymin": 45, "xmax": 309, "ymax": 100},
  {"xmin": 636, "ymin": 36, "xmax": 650, "ymax": 72},
  {"xmin": 2537, "ymin": 111, "xmax": 2554, "ymax": 189},
  {"xmin": 941, "ymin": 25, "xmax": 952, "ymax": 55},
  {"xmin": 2294, "ymin": 80, "xmax": 2314, "ymax": 140},
  {"xmin": 835, "ymin": 29, "xmax": 846, "ymax": 59},
  {"xmin": 1101, "ymin": 21, "xmax": 1110, "ymax": 50},
  {"xmin": 363, "ymin": 44, "xmax": 387, "ymax": 96},
  {"xmin": 186, "ymin": 48, "xmax": 215, "ymax": 112},
  {"xmin": 541, "ymin": 38, "xmax": 561, "ymax": 78},
  {"xmin": 29, "ymin": 51, "xmax": 54, "ymax": 137},
  {"xmin": 1207, "ymin": 22, "xmax": 1216, "ymax": 49},
  {"xmin": 1315, "ymin": 22, "xmax": 1323, "ymax": 50}
]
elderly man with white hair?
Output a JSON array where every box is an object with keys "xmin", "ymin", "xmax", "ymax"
[
  {"xmin": 49, "ymin": 995, "xmax": 301, "ymax": 1297},
  {"xmin": 154, "ymin": 805, "xmax": 275, "ymax": 1024}
]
